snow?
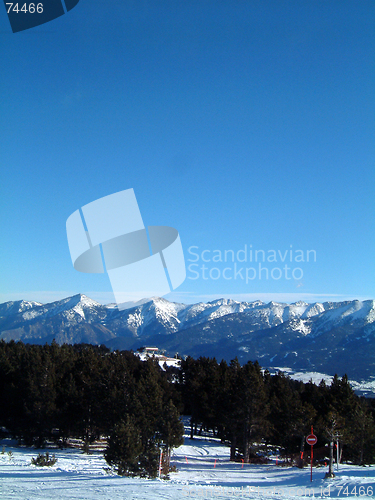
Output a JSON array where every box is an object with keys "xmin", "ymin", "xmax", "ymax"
[
  {"xmin": 269, "ymin": 367, "xmax": 334, "ymax": 385},
  {"xmin": 0, "ymin": 300, "xmax": 43, "ymax": 318},
  {"xmin": 121, "ymin": 298, "xmax": 374, "ymax": 341},
  {"xmin": 302, "ymin": 303, "xmax": 326, "ymax": 319},
  {"xmin": 4, "ymin": 296, "xmax": 374, "ymax": 341},
  {"xmin": 266, "ymin": 368, "xmax": 375, "ymax": 398},
  {"xmin": 288, "ymin": 318, "xmax": 312, "ymax": 335},
  {"xmin": 21, "ymin": 308, "xmax": 46, "ymax": 321},
  {"xmin": 350, "ymin": 378, "xmax": 375, "ymax": 398},
  {"xmin": 316, "ymin": 301, "xmax": 370, "ymax": 329},
  {"xmin": 123, "ymin": 297, "xmax": 184, "ymax": 334},
  {"xmin": 19, "ymin": 294, "xmax": 102, "ymax": 324},
  {"xmin": 136, "ymin": 350, "xmax": 181, "ymax": 369},
  {"xmin": 1, "ymin": 422, "xmax": 374, "ymax": 500}
]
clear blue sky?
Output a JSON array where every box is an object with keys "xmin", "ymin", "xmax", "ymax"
[{"xmin": 1, "ymin": 0, "xmax": 374, "ymax": 305}]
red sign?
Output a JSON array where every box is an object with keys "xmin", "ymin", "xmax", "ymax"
[{"xmin": 306, "ymin": 434, "xmax": 317, "ymax": 446}]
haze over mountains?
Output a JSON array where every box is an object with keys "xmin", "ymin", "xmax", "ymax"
[{"xmin": 0, "ymin": 294, "xmax": 374, "ymax": 384}]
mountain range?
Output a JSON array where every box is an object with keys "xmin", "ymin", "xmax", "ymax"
[{"xmin": 0, "ymin": 294, "xmax": 374, "ymax": 386}]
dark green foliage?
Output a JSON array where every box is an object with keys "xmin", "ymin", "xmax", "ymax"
[
  {"xmin": 180, "ymin": 356, "xmax": 375, "ymax": 465},
  {"xmin": 104, "ymin": 359, "xmax": 184, "ymax": 478},
  {"xmin": 104, "ymin": 417, "xmax": 143, "ymax": 476},
  {"xmin": 267, "ymin": 371, "xmax": 316, "ymax": 454},
  {"xmin": 0, "ymin": 340, "xmax": 184, "ymax": 477},
  {"xmin": 31, "ymin": 452, "xmax": 57, "ymax": 466}
]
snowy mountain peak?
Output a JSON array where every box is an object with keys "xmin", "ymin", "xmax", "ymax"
[
  {"xmin": 292, "ymin": 301, "xmax": 309, "ymax": 306},
  {"xmin": 67, "ymin": 294, "xmax": 102, "ymax": 308},
  {"xmin": 267, "ymin": 301, "xmax": 284, "ymax": 307},
  {"xmin": 0, "ymin": 299, "xmax": 43, "ymax": 317},
  {"xmin": 207, "ymin": 298, "xmax": 238, "ymax": 306}
]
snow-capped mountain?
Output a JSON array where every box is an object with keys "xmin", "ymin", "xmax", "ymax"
[{"xmin": 0, "ymin": 295, "xmax": 374, "ymax": 385}]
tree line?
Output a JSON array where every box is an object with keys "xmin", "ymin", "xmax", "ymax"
[
  {"xmin": 0, "ymin": 340, "xmax": 183, "ymax": 477},
  {"xmin": 179, "ymin": 356, "xmax": 375, "ymax": 465},
  {"xmin": 0, "ymin": 341, "xmax": 374, "ymax": 475}
]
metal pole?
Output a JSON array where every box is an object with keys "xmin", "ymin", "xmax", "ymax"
[
  {"xmin": 329, "ymin": 440, "xmax": 333, "ymax": 476},
  {"xmin": 310, "ymin": 426, "xmax": 313, "ymax": 482},
  {"xmin": 336, "ymin": 436, "xmax": 339, "ymax": 472}
]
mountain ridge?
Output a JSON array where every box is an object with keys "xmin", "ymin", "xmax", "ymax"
[{"xmin": 0, "ymin": 294, "xmax": 374, "ymax": 385}]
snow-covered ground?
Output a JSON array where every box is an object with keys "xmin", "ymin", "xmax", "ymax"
[
  {"xmin": 268, "ymin": 367, "xmax": 375, "ymax": 399},
  {"xmin": 1, "ymin": 426, "xmax": 374, "ymax": 500}
]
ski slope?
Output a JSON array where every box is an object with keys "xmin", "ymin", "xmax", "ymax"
[{"xmin": 1, "ymin": 426, "xmax": 374, "ymax": 499}]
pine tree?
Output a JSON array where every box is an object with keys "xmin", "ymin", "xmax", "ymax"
[
  {"xmin": 158, "ymin": 399, "xmax": 184, "ymax": 472},
  {"xmin": 104, "ymin": 416, "xmax": 143, "ymax": 476},
  {"xmin": 266, "ymin": 372, "xmax": 314, "ymax": 454}
]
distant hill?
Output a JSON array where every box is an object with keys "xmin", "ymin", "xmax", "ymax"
[{"xmin": 0, "ymin": 294, "xmax": 374, "ymax": 385}]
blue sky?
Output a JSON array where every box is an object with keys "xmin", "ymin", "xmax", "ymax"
[{"xmin": 1, "ymin": 0, "xmax": 374, "ymax": 305}]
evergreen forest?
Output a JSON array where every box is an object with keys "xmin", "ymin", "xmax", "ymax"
[{"xmin": 0, "ymin": 341, "xmax": 374, "ymax": 477}]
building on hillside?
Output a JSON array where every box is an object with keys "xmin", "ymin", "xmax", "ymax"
[{"xmin": 136, "ymin": 346, "xmax": 181, "ymax": 369}]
